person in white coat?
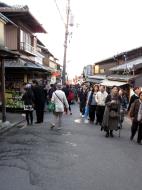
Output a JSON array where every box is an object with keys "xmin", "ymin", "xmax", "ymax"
[{"xmin": 51, "ymin": 83, "xmax": 69, "ymax": 129}]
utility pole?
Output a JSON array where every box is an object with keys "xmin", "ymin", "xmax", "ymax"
[
  {"xmin": 62, "ymin": 0, "xmax": 70, "ymax": 84},
  {"xmin": 0, "ymin": 58, "xmax": 6, "ymax": 122}
]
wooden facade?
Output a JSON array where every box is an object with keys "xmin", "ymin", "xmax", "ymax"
[{"xmin": 5, "ymin": 24, "xmax": 17, "ymax": 50}]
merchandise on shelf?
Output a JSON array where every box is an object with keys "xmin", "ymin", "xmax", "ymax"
[{"xmin": 5, "ymin": 90, "xmax": 24, "ymax": 109}]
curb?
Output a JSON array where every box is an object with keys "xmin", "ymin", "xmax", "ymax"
[{"xmin": 0, "ymin": 119, "xmax": 25, "ymax": 135}]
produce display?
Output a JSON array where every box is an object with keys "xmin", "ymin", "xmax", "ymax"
[{"xmin": 5, "ymin": 90, "xmax": 24, "ymax": 109}]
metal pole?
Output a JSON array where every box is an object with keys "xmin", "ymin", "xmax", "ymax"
[
  {"xmin": 1, "ymin": 58, "xmax": 6, "ymax": 122},
  {"xmin": 62, "ymin": 0, "xmax": 70, "ymax": 84}
]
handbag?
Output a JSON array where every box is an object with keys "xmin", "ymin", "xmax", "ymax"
[
  {"xmin": 24, "ymin": 105, "xmax": 34, "ymax": 111},
  {"xmin": 109, "ymin": 110, "xmax": 118, "ymax": 118},
  {"xmin": 47, "ymin": 101, "xmax": 55, "ymax": 112}
]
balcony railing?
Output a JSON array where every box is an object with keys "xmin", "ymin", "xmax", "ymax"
[{"xmin": 20, "ymin": 42, "xmax": 35, "ymax": 55}]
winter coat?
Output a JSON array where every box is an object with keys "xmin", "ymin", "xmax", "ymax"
[
  {"xmin": 102, "ymin": 94, "xmax": 121, "ymax": 131},
  {"xmin": 127, "ymin": 94, "xmax": 139, "ymax": 111},
  {"xmin": 120, "ymin": 95, "xmax": 128, "ymax": 110},
  {"xmin": 129, "ymin": 99, "xmax": 141, "ymax": 122},
  {"xmin": 51, "ymin": 90, "xmax": 69, "ymax": 112},
  {"xmin": 78, "ymin": 89, "xmax": 88, "ymax": 106},
  {"xmin": 22, "ymin": 88, "xmax": 34, "ymax": 111},
  {"xmin": 32, "ymin": 85, "xmax": 46, "ymax": 109}
]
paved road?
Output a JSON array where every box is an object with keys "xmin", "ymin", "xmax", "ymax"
[{"xmin": 0, "ymin": 104, "xmax": 141, "ymax": 190}]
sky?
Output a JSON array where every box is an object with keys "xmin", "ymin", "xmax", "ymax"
[{"xmin": 2, "ymin": 0, "xmax": 142, "ymax": 79}]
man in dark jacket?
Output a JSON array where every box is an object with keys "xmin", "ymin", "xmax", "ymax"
[
  {"xmin": 32, "ymin": 80, "xmax": 46, "ymax": 123},
  {"xmin": 129, "ymin": 91, "xmax": 142, "ymax": 144},
  {"xmin": 127, "ymin": 87, "xmax": 141, "ymax": 111}
]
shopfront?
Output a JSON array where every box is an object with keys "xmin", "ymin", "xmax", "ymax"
[{"xmin": 0, "ymin": 58, "xmax": 51, "ymax": 111}]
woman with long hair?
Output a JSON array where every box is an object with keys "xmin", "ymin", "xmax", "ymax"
[{"xmin": 87, "ymin": 84, "xmax": 99, "ymax": 123}]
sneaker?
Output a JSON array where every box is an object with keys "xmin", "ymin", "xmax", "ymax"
[
  {"xmin": 84, "ymin": 119, "xmax": 89, "ymax": 124},
  {"xmin": 56, "ymin": 127, "xmax": 62, "ymax": 130},
  {"xmin": 82, "ymin": 115, "xmax": 85, "ymax": 118},
  {"xmin": 50, "ymin": 124, "xmax": 55, "ymax": 129}
]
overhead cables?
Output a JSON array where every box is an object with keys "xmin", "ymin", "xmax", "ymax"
[{"xmin": 53, "ymin": 0, "xmax": 65, "ymax": 26}]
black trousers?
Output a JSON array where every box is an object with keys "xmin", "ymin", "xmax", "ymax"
[
  {"xmin": 80, "ymin": 103, "xmax": 86, "ymax": 115},
  {"xmin": 89, "ymin": 105, "xmax": 97, "ymax": 122},
  {"xmin": 68, "ymin": 100, "xmax": 72, "ymax": 112},
  {"xmin": 131, "ymin": 120, "xmax": 142, "ymax": 143},
  {"xmin": 96, "ymin": 105, "xmax": 105, "ymax": 124},
  {"xmin": 25, "ymin": 111, "xmax": 33, "ymax": 125},
  {"xmin": 36, "ymin": 104, "xmax": 45, "ymax": 123}
]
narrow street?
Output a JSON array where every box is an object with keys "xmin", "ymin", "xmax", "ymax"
[{"xmin": 0, "ymin": 104, "xmax": 141, "ymax": 190}]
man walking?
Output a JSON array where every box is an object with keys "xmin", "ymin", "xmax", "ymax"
[
  {"xmin": 127, "ymin": 87, "xmax": 141, "ymax": 112},
  {"xmin": 95, "ymin": 85, "xmax": 108, "ymax": 125},
  {"xmin": 51, "ymin": 83, "xmax": 69, "ymax": 129},
  {"xmin": 32, "ymin": 80, "xmax": 46, "ymax": 123}
]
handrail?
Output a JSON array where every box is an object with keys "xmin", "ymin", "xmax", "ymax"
[{"xmin": 20, "ymin": 42, "xmax": 35, "ymax": 54}]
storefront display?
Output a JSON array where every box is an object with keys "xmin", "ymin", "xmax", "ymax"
[
  {"xmin": 4, "ymin": 74, "xmax": 24, "ymax": 110},
  {"xmin": 5, "ymin": 90, "xmax": 24, "ymax": 109}
]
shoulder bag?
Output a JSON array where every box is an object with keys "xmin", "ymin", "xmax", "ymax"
[{"xmin": 54, "ymin": 92, "xmax": 67, "ymax": 113}]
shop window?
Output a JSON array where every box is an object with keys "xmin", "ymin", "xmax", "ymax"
[
  {"xmin": 100, "ymin": 68, "xmax": 105, "ymax": 73},
  {"xmin": 0, "ymin": 21, "xmax": 4, "ymax": 46},
  {"xmin": 94, "ymin": 65, "xmax": 99, "ymax": 74}
]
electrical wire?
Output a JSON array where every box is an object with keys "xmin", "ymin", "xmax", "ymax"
[{"xmin": 53, "ymin": 0, "xmax": 65, "ymax": 26}]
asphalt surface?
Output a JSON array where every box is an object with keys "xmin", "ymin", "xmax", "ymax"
[{"xmin": 0, "ymin": 104, "xmax": 141, "ymax": 190}]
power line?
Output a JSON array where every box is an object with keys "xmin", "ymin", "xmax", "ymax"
[{"xmin": 53, "ymin": 0, "xmax": 65, "ymax": 26}]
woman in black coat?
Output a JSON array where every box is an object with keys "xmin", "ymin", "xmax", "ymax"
[{"xmin": 22, "ymin": 86, "xmax": 34, "ymax": 125}]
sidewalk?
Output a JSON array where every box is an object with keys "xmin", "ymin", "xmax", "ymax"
[{"xmin": 0, "ymin": 112, "xmax": 25, "ymax": 134}]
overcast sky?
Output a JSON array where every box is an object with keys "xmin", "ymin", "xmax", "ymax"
[{"xmin": 3, "ymin": 0, "xmax": 142, "ymax": 78}]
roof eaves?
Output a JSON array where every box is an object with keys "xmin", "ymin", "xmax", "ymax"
[
  {"xmin": 0, "ymin": 12, "xmax": 17, "ymax": 27},
  {"xmin": 0, "ymin": 7, "xmax": 47, "ymax": 33}
]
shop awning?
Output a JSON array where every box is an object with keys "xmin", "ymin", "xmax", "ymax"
[
  {"xmin": 4, "ymin": 59, "xmax": 53, "ymax": 72},
  {"xmin": 0, "ymin": 47, "xmax": 19, "ymax": 58},
  {"xmin": 86, "ymin": 75, "xmax": 106, "ymax": 83},
  {"xmin": 110, "ymin": 57, "xmax": 142, "ymax": 71},
  {"xmin": 87, "ymin": 75, "xmax": 106, "ymax": 80},
  {"xmin": 100, "ymin": 79, "xmax": 127, "ymax": 87},
  {"xmin": 86, "ymin": 78, "xmax": 103, "ymax": 83},
  {"xmin": 107, "ymin": 74, "xmax": 138, "ymax": 81}
]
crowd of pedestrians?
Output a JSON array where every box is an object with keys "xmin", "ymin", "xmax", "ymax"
[
  {"xmin": 21, "ymin": 81, "xmax": 142, "ymax": 145},
  {"xmin": 78, "ymin": 84, "xmax": 142, "ymax": 145},
  {"xmin": 21, "ymin": 81, "xmax": 75, "ymax": 129}
]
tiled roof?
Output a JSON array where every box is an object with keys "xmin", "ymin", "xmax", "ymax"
[{"xmin": 0, "ymin": 6, "xmax": 46, "ymax": 33}]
